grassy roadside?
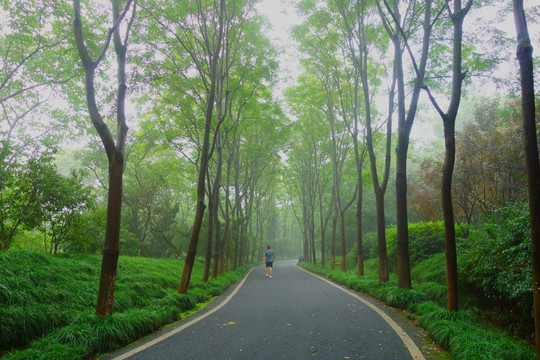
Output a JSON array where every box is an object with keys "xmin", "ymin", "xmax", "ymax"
[
  {"xmin": 0, "ymin": 251, "xmax": 251, "ymax": 360},
  {"xmin": 298, "ymin": 259, "xmax": 536, "ymax": 360}
]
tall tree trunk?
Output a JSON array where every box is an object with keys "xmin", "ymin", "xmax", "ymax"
[
  {"xmin": 211, "ymin": 191, "xmax": 221, "ymax": 278},
  {"xmin": 96, "ymin": 157, "xmax": 124, "ymax": 314},
  {"xmin": 331, "ymin": 212, "xmax": 337, "ymax": 270},
  {"xmin": 356, "ymin": 195, "xmax": 363, "ymax": 276},
  {"xmin": 425, "ymin": 0, "xmax": 471, "ymax": 310},
  {"xmin": 310, "ymin": 211, "xmax": 316, "ymax": 265},
  {"xmin": 391, "ymin": 0, "xmax": 411, "ymax": 290},
  {"xmin": 375, "ymin": 191, "xmax": 389, "ymax": 282},
  {"xmin": 442, "ymin": 0, "xmax": 470, "ymax": 312},
  {"xmin": 513, "ymin": 1, "xmax": 540, "ymax": 356},
  {"xmin": 340, "ymin": 210, "xmax": 346, "ymax": 272},
  {"xmin": 225, "ymin": 217, "xmax": 232, "ymax": 272},
  {"xmin": 73, "ymin": 0, "xmax": 134, "ymax": 316},
  {"xmin": 177, "ymin": 0, "xmax": 225, "ymax": 295},
  {"xmin": 319, "ymin": 193, "xmax": 326, "ymax": 267},
  {"xmin": 203, "ymin": 190, "xmax": 213, "ymax": 282},
  {"xmin": 379, "ymin": 0, "xmax": 433, "ymax": 289},
  {"xmin": 207, "ymin": 132, "xmax": 223, "ymax": 280}
]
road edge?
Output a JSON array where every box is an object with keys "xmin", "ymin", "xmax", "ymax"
[{"xmin": 295, "ymin": 262, "xmax": 426, "ymax": 360}]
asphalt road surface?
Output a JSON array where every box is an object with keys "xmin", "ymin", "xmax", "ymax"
[{"xmin": 102, "ymin": 260, "xmax": 437, "ymax": 360}]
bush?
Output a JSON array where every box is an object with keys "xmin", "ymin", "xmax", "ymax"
[
  {"xmin": 460, "ymin": 202, "xmax": 533, "ymax": 336},
  {"xmin": 348, "ymin": 222, "xmax": 465, "ymax": 273},
  {"xmin": 387, "ymin": 222, "xmax": 446, "ymax": 271}
]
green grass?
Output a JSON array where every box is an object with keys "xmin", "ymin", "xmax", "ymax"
[
  {"xmin": 0, "ymin": 251, "xmax": 251, "ymax": 359},
  {"xmin": 299, "ymin": 260, "xmax": 537, "ymax": 360}
]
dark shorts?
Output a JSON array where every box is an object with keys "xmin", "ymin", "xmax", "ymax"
[{"xmin": 266, "ymin": 261, "xmax": 273, "ymax": 268}]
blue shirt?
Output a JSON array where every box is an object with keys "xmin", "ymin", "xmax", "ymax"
[{"xmin": 265, "ymin": 249, "xmax": 274, "ymax": 263}]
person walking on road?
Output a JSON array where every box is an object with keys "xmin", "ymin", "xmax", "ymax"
[{"xmin": 264, "ymin": 245, "xmax": 275, "ymax": 278}]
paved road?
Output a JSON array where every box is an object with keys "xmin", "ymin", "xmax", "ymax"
[{"xmin": 102, "ymin": 260, "xmax": 434, "ymax": 360}]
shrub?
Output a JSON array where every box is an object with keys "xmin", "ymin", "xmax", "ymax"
[
  {"xmin": 347, "ymin": 222, "xmax": 465, "ymax": 273},
  {"xmin": 386, "ymin": 222, "xmax": 445, "ymax": 271},
  {"xmin": 460, "ymin": 202, "xmax": 533, "ymax": 335}
]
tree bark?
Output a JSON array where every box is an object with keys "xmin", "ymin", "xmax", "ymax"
[
  {"xmin": 73, "ymin": 0, "xmax": 134, "ymax": 316},
  {"xmin": 512, "ymin": 1, "xmax": 540, "ymax": 357},
  {"xmin": 340, "ymin": 210, "xmax": 347, "ymax": 272},
  {"xmin": 178, "ymin": 0, "xmax": 225, "ymax": 294},
  {"xmin": 424, "ymin": 0, "xmax": 471, "ymax": 311},
  {"xmin": 331, "ymin": 211, "xmax": 337, "ymax": 270}
]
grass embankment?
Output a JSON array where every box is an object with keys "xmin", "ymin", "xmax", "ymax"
[
  {"xmin": 0, "ymin": 251, "xmax": 250, "ymax": 359},
  {"xmin": 299, "ymin": 257, "xmax": 536, "ymax": 360}
]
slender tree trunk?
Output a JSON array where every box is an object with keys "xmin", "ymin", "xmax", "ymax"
[
  {"xmin": 431, "ymin": 0, "xmax": 471, "ymax": 310},
  {"xmin": 374, "ymin": 191, "xmax": 388, "ymax": 282},
  {"xmin": 392, "ymin": 0, "xmax": 412, "ymax": 289},
  {"xmin": 203, "ymin": 192, "xmax": 213, "ymax": 282},
  {"xmin": 395, "ymin": 140, "xmax": 411, "ymax": 287},
  {"xmin": 442, "ymin": 115, "xmax": 458, "ymax": 310},
  {"xmin": 331, "ymin": 212, "xmax": 337, "ymax": 270},
  {"xmin": 211, "ymin": 196, "xmax": 221, "ymax": 278},
  {"xmin": 178, "ymin": 0, "xmax": 225, "ymax": 294},
  {"xmin": 340, "ymin": 210, "xmax": 346, "ymax": 272},
  {"xmin": 319, "ymin": 195, "xmax": 326, "ymax": 268},
  {"xmin": 233, "ymin": 220, "xmax": 240, "ymax": 269},
  {"xmin": 225, "ymin": 218, "xmax": 232, "ymax": 272},
  {"xmin": 356, "ymin": 197, "xmax": 363, "ymax": 276},
  {"xmin": 208, "ymin": 134, "xmax": 223, "ymax": 279},
  {"xmin": 73, "ymin": 0, "xmax": 133, "ymax": 316},
  {"xmin": 513, "ymin": 1, "xmax": 540, "ymax": 356},
  {"xmin": 311, "ymin": 212, "xmax": 316, "ymax": 265}
]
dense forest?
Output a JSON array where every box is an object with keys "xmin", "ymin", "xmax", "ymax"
[{"xmin": 2, "ymin": 0, "xmax": 540, "ymax": 358}]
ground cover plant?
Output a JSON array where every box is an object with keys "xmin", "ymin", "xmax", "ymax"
[
  {"xmin": 0, "ymin": 251, "xmax": 250, "ymax": 359},
  {"xmin": 299, "ymin": 257, "xmax": 536, "ymax": 360}
]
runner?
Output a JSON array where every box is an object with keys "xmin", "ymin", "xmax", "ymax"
[{"xmin": 264, "ymin": 245, "xmax": 275, "ymax": 278}]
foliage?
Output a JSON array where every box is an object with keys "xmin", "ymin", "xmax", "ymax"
[
  {"xmin": 460, "ymin": 202, "xmax": 533, "ymax": 335},
  {"xmin": 409, "ymin": 97, "xmax": 527, "ymax": 227},
  {"xmin": 414, "ymin": 302, "xmax": 534, "ymax": 360},
  {"xmin": 0, "ymin": 251, "xmax": 250, "ymax": 358},
  {"xmin": 0, "ymin": 151, "xmax": 93, "ymax": 252},
  {"xmin": 349, "ymin": 222, "xmax": 464, "ymax": 273}
]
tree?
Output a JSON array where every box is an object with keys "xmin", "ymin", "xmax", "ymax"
[
  {"xmin": 41, "ymin": 170, "xmax": 93, "ymax": 254},
  {"xmin": 408, "ymin": 98, "xmax": 526, "ymax": 228},
  {"xmin": 377, "ymin": 0, "xmax": 442, "ymax": 288},
  {"xmin": 0, "ymin": 151, "xmax": 55, "ymax": 250},
  {"xmin": 1, "ymin": 0, "xmax": 77, "ymax": 252},
  {"xmin": 293, "ymin": 3, "xmax": 357, "ymax": 271},
  {"xmin": 1, "ymin": 0, "xmax": 74, "ymax": 149},
  {"xmin": 333, "ymin": 0, "xmax": 392, "ymax": 280},
  {"xmin": 176, "ymin": 0, "xmax": 226, "ymax": 294},
  {"xmin": 423, "ymin": 0, "xmax": 473, "ymax": 311},
  {"xmin": 73, "ymin": 0, "xmax": 136, "ymax": 316},
  {"xmin": 512, "ymin": 0, "xmax": 540, "ymax": 356}
]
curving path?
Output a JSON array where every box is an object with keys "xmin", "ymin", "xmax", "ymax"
[{"xmin": 101, "ymin": 260, "xmax": 439, "ymax": 360}]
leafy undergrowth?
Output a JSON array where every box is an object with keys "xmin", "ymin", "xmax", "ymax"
[
  {"xmin": 299, "ymin": 260, "xmax": 536, "ymax": 360},
  {"xmin": 0, "ymin": 251, "xmax": 250, "ymax": 360}
]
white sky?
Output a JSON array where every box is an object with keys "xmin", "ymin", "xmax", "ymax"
[{"xmin": 255, "ymin": 0, "xmax": 303, "ymax": 99}]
